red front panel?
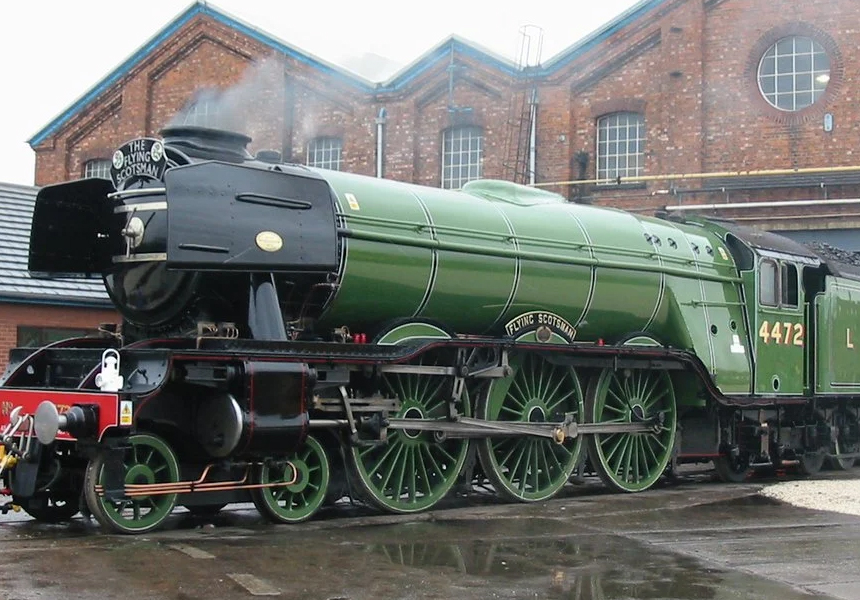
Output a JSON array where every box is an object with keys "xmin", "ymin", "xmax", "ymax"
[{"xmin": 0, "ymin": 389, "xmax": 121, "ymax": 441}]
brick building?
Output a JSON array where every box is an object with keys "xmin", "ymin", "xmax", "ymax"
[{"xmin": 26, "ymin": 0, "xmax": 860, "ymax": 243}]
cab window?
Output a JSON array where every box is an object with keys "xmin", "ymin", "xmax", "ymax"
[
  {"xmin": 781, "ymin": 263, "xmax": 798, "ymax": 307},
  {"xmin": 760, "ymin": 259, "xmax": 778, "ymax": 306}
]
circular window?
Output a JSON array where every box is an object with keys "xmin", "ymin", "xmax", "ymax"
[{"xmin": 758, "ymin": 36, "xmax": 830, "ymax": 111}]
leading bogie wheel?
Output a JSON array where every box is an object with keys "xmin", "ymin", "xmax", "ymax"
[
  {"xmin": 585, "ymin": 367, "xmax": 677, "ymax": 493},
  {"xmin": 20, "ymin": 493, "xmax": 80, "ymax": 523},
  {"xmin": 252, "ymin": 434, "xmax": 331, "ymax": 524},
  {"xmin": 84, "ymin": 433, "xmax": 180, "ymax": 534},
  {"xmin": 476, "ymin": 352, "xmax": 584, "ymax": 502}
]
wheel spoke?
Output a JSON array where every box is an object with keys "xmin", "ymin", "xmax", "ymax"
[
  {"xmin": 609, "ymin": 436, "xmax": 631, "ymax": 474},
  {"xmin": 379, "ymin": 444, "xmax": 406, "ymax": 492},
  {"xmin": 544, "ymin": 389, "xmax": 579, "ymax": 415},
  {"xmin": 367, "ymin": 441, "xmax": 401, "ymax": 477},
  {"xmin": 508, "ymin": 378, "xmax": 529, "ymax": 408},
  {"xmin": 643, "ymin": 389, "xmax": 669, "ymax": 412}
]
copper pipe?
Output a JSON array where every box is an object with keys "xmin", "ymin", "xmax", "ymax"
[{"xmin": 94, "ymin": 461, "xmax": 298, "ymax": 498}]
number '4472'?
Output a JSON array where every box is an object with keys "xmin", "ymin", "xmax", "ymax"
[{"xmin": 758, "ymin": 320, "xmax": 804, "ymax": 346}]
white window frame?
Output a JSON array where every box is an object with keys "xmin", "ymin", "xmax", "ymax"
[
  {"xmin": 596, "ymin": 112, "xmax": 645, "ymax": 184},
  {"xmin": 181, "ymin": 97, "xmax": 220, "ymax": 127},
  {"xmin": 306, "ymin": 137, "xmax": 343, "ymax": 171},
  {"xmin": 441, "ymin": 126, "xmax": 483, "ymax": 189},
  {"xmin": 757, "ymin": 35, "xmax": 830, "ymax": 112},
  {"xmin": 84, "ymin": 158, "xmax": 111, "ymax": 179}
]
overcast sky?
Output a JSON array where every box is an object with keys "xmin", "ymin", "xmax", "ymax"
[{"xmin": 0, "ymin": 0, "xmax": 642, "ymax": 185}]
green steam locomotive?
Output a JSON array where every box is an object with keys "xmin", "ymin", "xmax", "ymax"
[{"xmin": 0, "ymin": 126, "xmax": 856, "ymax": 533}]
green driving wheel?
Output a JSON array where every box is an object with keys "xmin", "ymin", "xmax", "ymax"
[
  {"xmin": 586, "ymin": 368, "xmax": 676, "ymax": 492},
  {"xmin": 252, "ymin": 434, "xmax": 331, "ymax": 523},
  {"xmin": 348, "ymin": 351, "xmax": 470, "ymax": 513},
  {"xmin": 84, "ymin": 433, "xmax": 180, "ymax": 534},
  {"xmin": 476, "ymin": 353, "xmax": 584, "ymax": 502}
]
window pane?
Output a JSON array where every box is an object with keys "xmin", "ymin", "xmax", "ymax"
[
  {"xmin": 777, "ymin": 55, "xmax": 793, "ymax": 73},
  {"xmin": 306, "ymin": 137, "xmax": 343, "ymax": 171},
  {"xmin": 813, "ymin": 53, "xmax": 830, "ymax": 71},
  {"xmin": 776, "ymin": 94, "xmax": 794, "ymax": 110},
  {"xmin": 84, "ymin": 159, "xmax": 111, "ymax": 179},
  {"xmin": 760, "ymin": 260, "xmax": 778, "ymax": 306},
  {"xmin": 777, "ymin": 75, "xmax": 793, "ymax": 93},
  {"xmin": 17, "ymin": 326, "xmax": 93, "ymax": 347},
  {"xmin": 441, "ymin": 126, "xmax": 483, "ymax": 189},
  {"xmin": 180, "ymin": 97, "xmax": 220, "ymax": 128},
  {"xmin": 782, "ymin": 263, "xmax": 798, "ymax": 306},
  {"xmin": 596, "ymin": 112, "xmax": 645, "ymax": 184},
  {"xmin": 795, "ymin": 37, "xmax": 812, "ymax": 54},
  {"xmin": 776, "ymin": 38, "xmax": 794, "ymax": 55}
]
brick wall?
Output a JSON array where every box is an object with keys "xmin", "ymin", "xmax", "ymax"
[
  {"xmin": 31, "ymin": 1, "xmax": 860, "ymax": 229},
  {"xmin": 0, "ymin": 304, "xmax": 118, "ymax": 372}
]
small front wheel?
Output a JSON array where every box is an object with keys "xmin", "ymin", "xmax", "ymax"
[
  {"xmin": 20, "ymin": 493, "xmax": 80, "ymax": 523},
  {"xmin": 84, "ymin": 433, "xmax": 180, "ymax": 534},
  {"xmin": 252, "ymin": 435, "xmax": 330, "ymax": 524}
]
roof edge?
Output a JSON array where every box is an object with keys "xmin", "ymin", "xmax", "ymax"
[
  {"xmin": 0, "ymin": 294, "xmax": 114, "ymax": 310},
  {"xmin": 28, "ymin": 2, "xmax": 203, "ymax": 147},
  {"xmin": 380, "ymin": 34, "xmax": 518, "ymax": 91},
  {"xmin": 539, "ymin": 0, "xmax": 666, "ymax": 74},
  {"xmin": 28, "ymin": 1, "xmax": 379, "ymax": 148}
]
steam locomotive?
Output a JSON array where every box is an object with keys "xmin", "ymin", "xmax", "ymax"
[{"xmin": 1, "ymin": 126, "xmax": 858, "ymax": 533}]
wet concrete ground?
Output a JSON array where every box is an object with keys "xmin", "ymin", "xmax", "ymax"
[{"xmin": 0, "ymin": 470, "xmax": 858, "ymax": 600}]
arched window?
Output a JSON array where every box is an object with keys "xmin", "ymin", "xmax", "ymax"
[
  {"xmin": 442, "ymin": 126, "xmax": 483, "ymax": 189},
  {"xmin": 758, "ymin": 35, "xmax": 830, "ymax": 111},
  {"xmin": 306, "ymin": 137, "xmax": 343, "ymax": 171},
  {"xmin": 84, "ymin": 158, "xmax": 111, "ymax": 179},
  {"xmin": 596, "ymin": 112, "xmax": 645, "ymax": 183}
]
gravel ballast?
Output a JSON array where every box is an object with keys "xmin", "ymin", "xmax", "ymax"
[{"xmin": 761, "ymin": 479, "xmax": 860, "ymax": 516}]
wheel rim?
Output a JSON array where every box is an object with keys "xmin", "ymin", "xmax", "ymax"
[
  {"xmin": 587, "ymin": 368, "xmax": 676, "ymax": 492},
  {"xmin": 799, "ymin": 450, "xmax": 825, "ymax": 475},
  {"xmin": 349, "ymin": 352, "xmax": 470, "ymax": 513},
  {"xmin": 88, "ymin": 434, "xmax": 179, "ymax": 533},
  {"xmin": 255, "ymin": 435, "xmax": 330, "ymax": 523},
  {"xmin": 477, "ymin": 353, "xmax": 583, "ymax": 501},
  {"xmin": 714, "ymin": 452, "xmax": 751, "ymax": 483}
]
